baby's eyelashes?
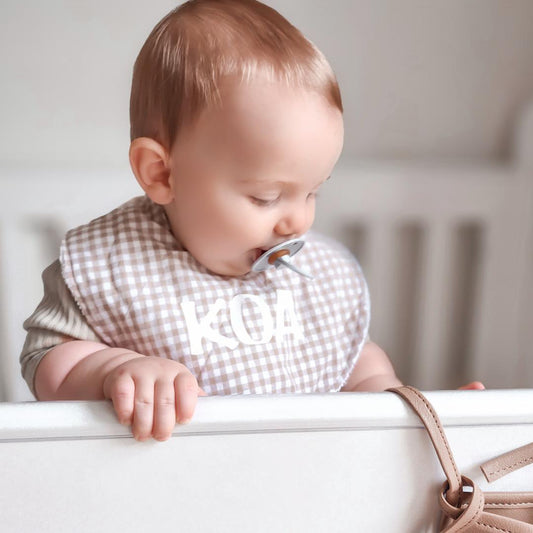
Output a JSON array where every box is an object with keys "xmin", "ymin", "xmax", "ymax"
[
  {"xmin": 250, "ymin": 190, "xmax": 319, "ymax": 206},
  {"xmin": 249, "ymin": 196, "xmax": 280, "ymax": 207}
]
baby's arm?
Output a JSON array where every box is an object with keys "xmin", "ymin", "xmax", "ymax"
[
  {"xmin": 341, "ymin": 341, "xmax": 402, "ymax": 392},
  {"xmin": 23, "ymin": 260, "xmax": 201, "ymax": 441},
  {"xmin": 35, "ymin": 341, "xmax": 202, "ymax": 441},
  {"xmin": 340, "ymin": 341, "xmax": 485, "ymax": 391}
]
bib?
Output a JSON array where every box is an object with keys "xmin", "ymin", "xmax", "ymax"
[{"xmin": 60, "ymin": 196, "xmax": 370, "ymax": 395}]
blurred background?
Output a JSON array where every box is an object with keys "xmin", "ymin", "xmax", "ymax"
[{"xmin": 1, "ymin": 0, "xmax": 532, "ymax": 400}]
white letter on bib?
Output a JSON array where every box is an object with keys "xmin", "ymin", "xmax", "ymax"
[
  {"xmin": 275, "ymin": 289, "xmax": 304, "ymax": 345},
  {"xmin": 229, "ymin": 294, "xmax": 274, "ymax": 345},
  {"xmin": 181, "ymin": 298, "xmax": 238, "ymax": 354}
]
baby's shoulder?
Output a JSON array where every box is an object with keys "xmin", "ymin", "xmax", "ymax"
[
  {"xmin": 66, "ymin": 195, "xmax": 163, "ymax": 238},
  {"xmin": 61, "ymin": 195, "xmax": 175, "ymax": 270}
]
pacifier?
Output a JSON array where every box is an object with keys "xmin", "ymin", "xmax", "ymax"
[{"xmin": 251, "ymin": 238, "xmax": 313, "ymax": 279}]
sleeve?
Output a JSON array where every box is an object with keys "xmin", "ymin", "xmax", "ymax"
[{"xmin": 20, "ymin": 259, "xmax": 101, "ymax": 397}]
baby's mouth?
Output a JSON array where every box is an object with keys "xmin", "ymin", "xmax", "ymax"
[
  {"xmin": 252, "ymin": 243, "xmax": 289, "ymax": 264},
  {"xmin": 253, "ymin": 248, "xmax": 267, "ymax": 262}
]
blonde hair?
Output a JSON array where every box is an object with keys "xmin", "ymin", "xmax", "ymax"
[{"xmin": 130, "ymin": 0, "xmax": 343, "ymax": 149}]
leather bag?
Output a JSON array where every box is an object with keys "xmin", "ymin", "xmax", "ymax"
[{"xmin": 389, "ymin": 386, "xmax": 533, "ymax": 532}]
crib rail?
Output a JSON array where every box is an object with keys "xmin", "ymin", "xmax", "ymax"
[{"xmin": 2, "ymin": 389, "xmax": 533, "ymax": 441}]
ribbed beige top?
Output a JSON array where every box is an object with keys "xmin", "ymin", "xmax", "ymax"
[{"xmin": 20, "ymin": 259, "xmax": 100, "ymax": 397}]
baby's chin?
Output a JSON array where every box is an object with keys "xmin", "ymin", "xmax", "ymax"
[{"xmin": 202, "ymin": 257, "xmax": 253, "ymax": 278}]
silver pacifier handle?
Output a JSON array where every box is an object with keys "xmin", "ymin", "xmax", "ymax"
[{"xmin": 251, "ymin": 238, "xmax": 313, "ymax": 279}]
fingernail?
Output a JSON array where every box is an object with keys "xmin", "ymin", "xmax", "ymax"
[{"xmin": 179, "ymin": 418, "xmax": 191, "ymax": 425}]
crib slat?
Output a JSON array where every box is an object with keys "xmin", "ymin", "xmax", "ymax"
[
  {"xmin": 0, "ymin": 221, "xmax": 29, "ymax": 401},
  {"xmin": 469, "ymin": 172, "xmax": 533, "ymax": 387},
  {"xmin": 411, "ymin": 222, "xmax": 456, "ymax": 389},
  {"xmin": 519, "ymin": 174, "xmax": 533, "ymax": 384},
  {"xmin": 516, "ymin": 104, "xmax": 533, "ymax": 385},
  {"xmin": 0, "ymin": 217, "xmax": 68, "ymax": 402},
  {"xmin": 364, "ymin": 221, "xmax": 398, "ymax": 353}
]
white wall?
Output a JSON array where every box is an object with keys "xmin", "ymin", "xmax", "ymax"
[{"xmin": 1, "ymin": 0, "xmax": 533, "ymax": 167}]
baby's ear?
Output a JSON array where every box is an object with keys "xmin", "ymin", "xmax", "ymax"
[{"xmin": 129, "ymin": 137, "xmax": 173, "ymax": 204}]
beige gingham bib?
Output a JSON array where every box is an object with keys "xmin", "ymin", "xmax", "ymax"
[{"xmin": 60, "ymin": 196, "xmax": 370, "ymax": 395}]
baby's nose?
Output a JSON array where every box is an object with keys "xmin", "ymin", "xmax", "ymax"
[{"xmin": 274, "ymin": 207, "xmax": 309, "ymax": 237}]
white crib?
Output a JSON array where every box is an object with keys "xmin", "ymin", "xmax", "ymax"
[
  {"xmin": 0, "ymin": 103, "xmax": 532, "ymax": 531},
  {"xmin": 1, "ymin": 389, "xmax": 533, "ymax": 532}
]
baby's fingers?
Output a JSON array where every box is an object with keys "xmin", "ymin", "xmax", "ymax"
[
  {"xmin": 152, "ymin": 380, "xmax": 178, "ymax": 441},
  {"xmin": 108, "ymin": 374, "xmax": 136, "ymax": 426},
  {"xmin": 174, "ymin": 372, "xmax": 200, "ymax": 424},
  {"xmin": 131, "ymin": 380, "xmax": 156, "ymax": 441},
  {"xmin": 458, "ymin": 381, "xmax": 485, "ymax": 390}
]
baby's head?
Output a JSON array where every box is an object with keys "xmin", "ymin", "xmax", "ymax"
[
  {"xmin": 130, "ymin": 0, "xmax": 342, "ymax": 149},
  {"xmin": 129, "ymin": 0, "xmax": 345, "ymax": 277}
]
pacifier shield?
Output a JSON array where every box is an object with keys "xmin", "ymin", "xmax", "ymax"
[{"xmin": 251, "ymin": 238, "xmax": 312, "ymax": 279}]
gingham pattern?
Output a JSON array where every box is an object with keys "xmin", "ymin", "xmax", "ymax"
[{"xmin": 60, "ymin": 196, "xmax": 370, "ymax": 395}]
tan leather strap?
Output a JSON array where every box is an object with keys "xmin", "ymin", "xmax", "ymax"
[
  {"xmin": 438, "ymin": 476, "xmax": 485, "ymax": 532},
  {"xmin": 388, "ymin": 386, "xmax": 463, "ymax": 506},
  {"xmin": 481, "ymin": 441, "xmax": 533, "ymax": 483}
]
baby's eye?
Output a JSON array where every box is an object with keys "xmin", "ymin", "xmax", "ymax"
[
  {"xmin": 307, "ymin": 191, "xmax": 318, "ymax": 200},
  {"xmin": 250, "ymin": 196, "xmax": 279, "ymax": 207}
]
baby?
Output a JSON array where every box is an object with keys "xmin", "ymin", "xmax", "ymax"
[{"xmin": 20, "ymin": 0, "xmax": 479, "ymax": 442}]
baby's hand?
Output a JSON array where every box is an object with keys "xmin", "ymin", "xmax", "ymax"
[
  {"xmin": 458, "ymin": 381, "xmax": 485, "ymax": 390},
  {"xmin": 102, "ymin": 355, "xmax": 204, "ymax": 441}
]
